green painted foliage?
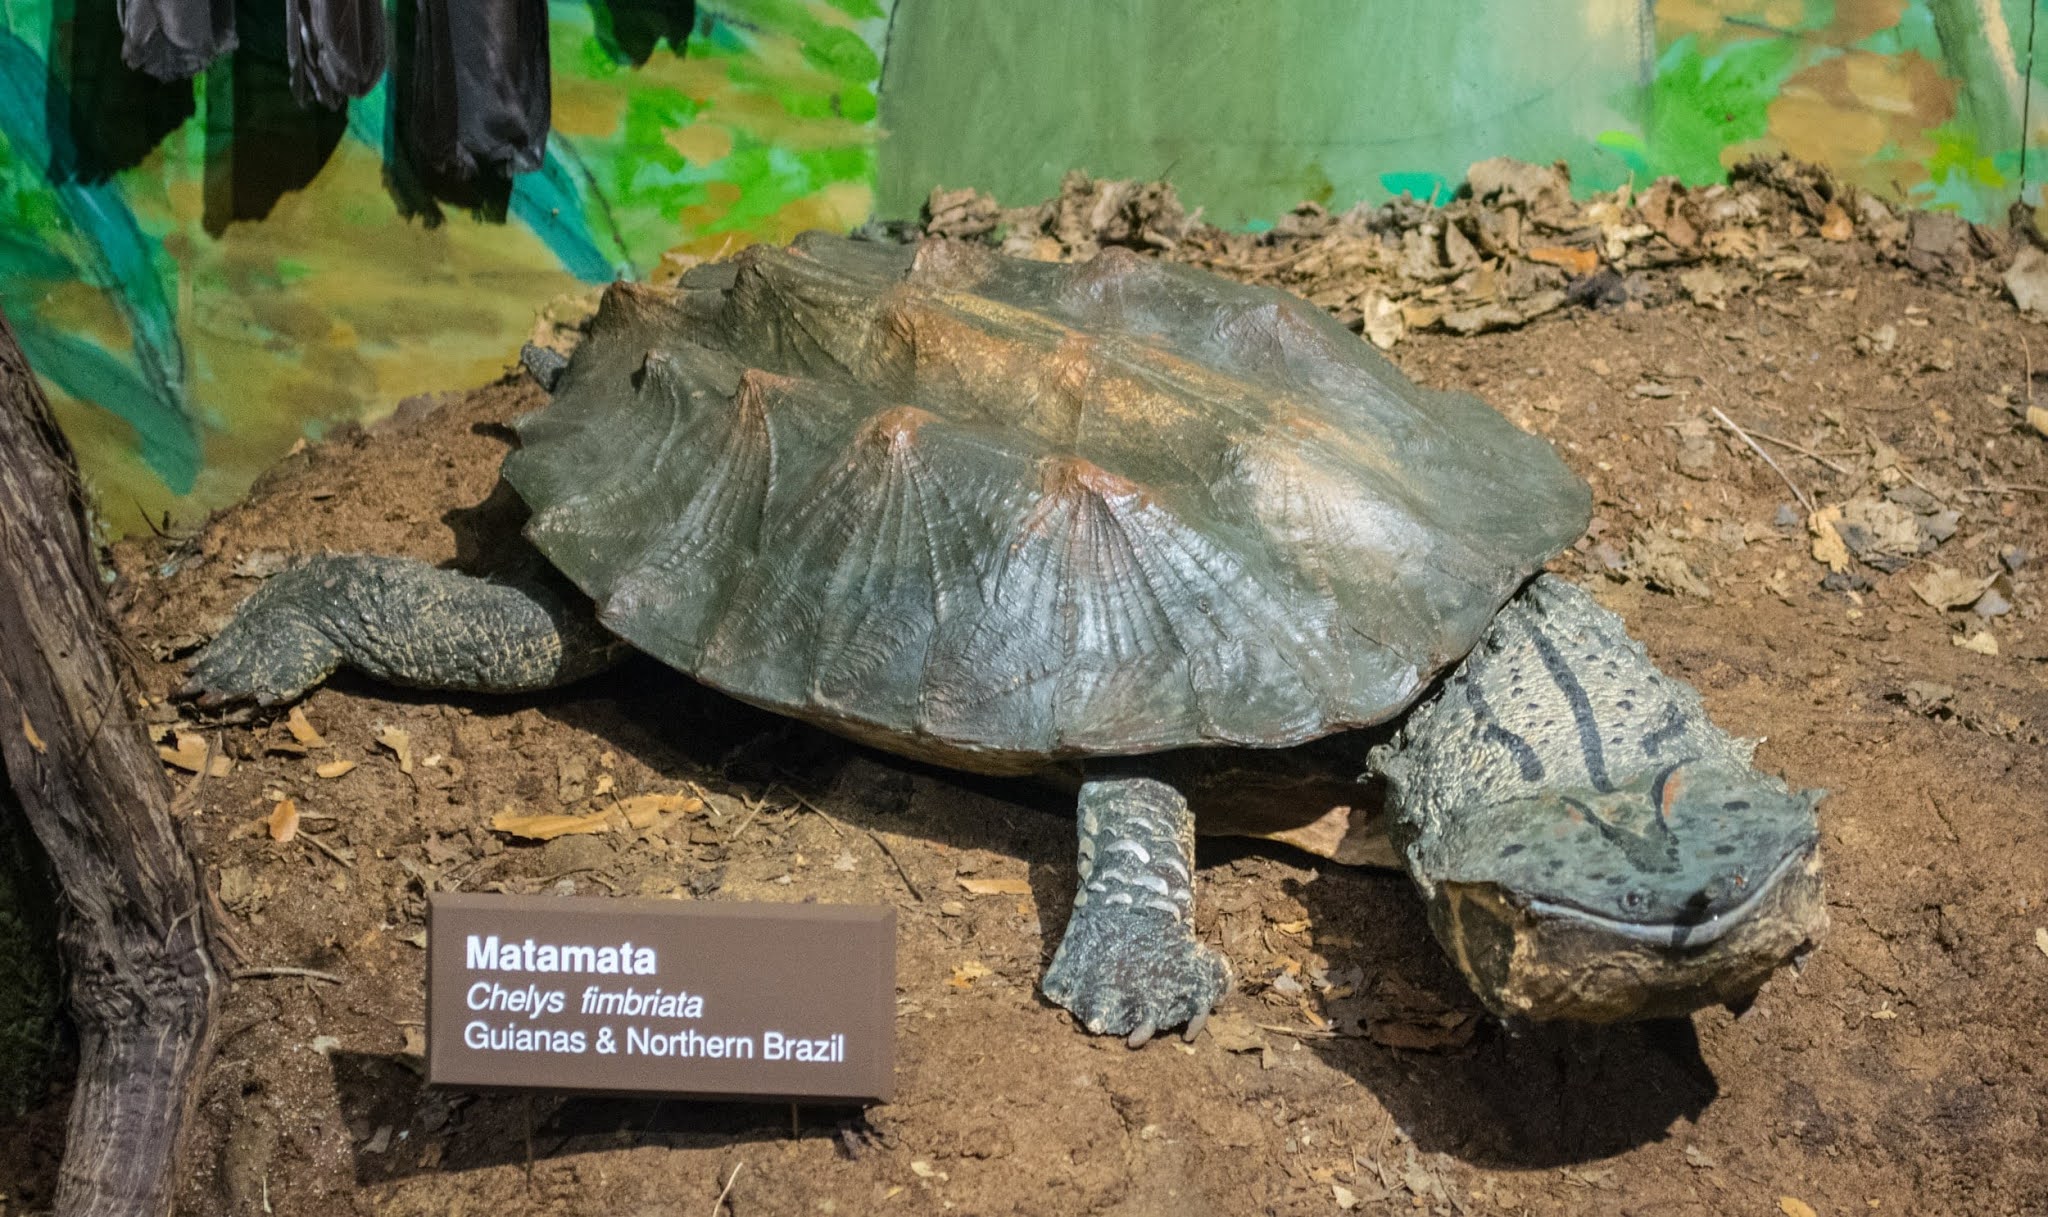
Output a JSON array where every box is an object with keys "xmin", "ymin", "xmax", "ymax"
[{"xmin": 1598, "ymin": 34, "xmax": 1802, "ymax": 185}]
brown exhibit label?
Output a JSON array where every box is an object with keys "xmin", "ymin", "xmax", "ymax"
[{"xmin": 427, "ymin": 893, "xmax": 894, "ymax": 1102}]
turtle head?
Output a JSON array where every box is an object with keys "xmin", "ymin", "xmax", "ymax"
[{"xmin": 1406, "ymin": 760, "xmax": 1825, "ymax": 1022}]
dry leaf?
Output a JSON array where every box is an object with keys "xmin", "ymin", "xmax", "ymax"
[
  {"xmin": 1808, "ymin": 506, "xmax": 1851, "ymax": 573},
  {"xmin": 2027, "ymin": 405, "xmax": 2048, "ymax": 439},
  {"xmin": 286, "ymin": 706, "xmax": 327, "ymax": 748},
  {"xmin": 946, "ymin": 961, "xmax": 991, "ymax": 990},
  {"xmin": 1202, "ymin": 1010, "xmax": 1266, "ymax": 1053},
  {"xmin": 1629, "ymin": 532, "xmax": 1715, "ymax": 599},
  {"xmin": 315, "ymin": 759, "xmax": 357, "ymax": 779},
  {"xmin": 20, "ymin": 711, "xmax": 45, "ymax": 755},
  {"xmin": 1361, "ymin": 293, "xmax": 1404, "ymax": 350},
  {"xmin": 159, "ymin": 732, "xmax": 232, "ymax": 777},
  {"xmin": 611, "ymin": 792, "xmax": 701, "ymax": 829},
  {"xmin": 1832, "ymin": 496, "xmax": 1943, "ymax": 572},
  {"xmin": 1272, "ymin": 918, "xmax": 1311, "ymax": 934},
  {"xmin": 2007, "ymin": 246, "xmax": 2048, "ymax": 315},
  {"xmin": 1953, "ymin": 631, "xmax": 1999, "ymax": 656},
  {"xmin": 157, "ymin": 734, "xmax": 202, "ymax": 770},
  {"xmin": 375, "ymin": 725, "xmax": 414, "ymax": 774},
  {"xmin": 267, "ymin": 798, "xmax": 300, "ymax": 843},
  {"xmin": 490, "ymin": 809, "xmax": 613, "ymax": 840},
  {"xmin": 2034, "ymin": 927, "xmax": 2047, "ymax": 958},
  {"xmin": 489, "ymin": 793, "xmax": 695, "ymax": 841},
  {"xmin": 1525, "ymin": 245, "xmax": 1599, "ymax": 275},
  {"xmin": 957, "ymin": 877, "xmax": 1032, "ymax": 896},
  {"xmin": 1818, "ymin": 202, "xmax": 1853, "ymax": 241},
  {"xmin": 1911, "ymin": 566, "xmax": 1996, "ymax": 610},
  {"xmin": 1779, "ymin": 1198, "xmax": 1818, "ymax": 1217},
  {"xmin": 1679, "ymin": 266, "xmax": 1733, "ymax": 310},
  {"xmin": 1332, "ymin": 1183, "xmax": 1359, "ymax": 1210}
]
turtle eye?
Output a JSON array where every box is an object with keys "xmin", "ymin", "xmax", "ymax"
[{"xmin": 1650, "ymin": 763, "xmax": 1686, "ymax": 822}]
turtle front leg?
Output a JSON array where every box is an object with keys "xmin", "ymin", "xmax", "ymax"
[
  {"xmin": 183, "ymin": 554, "xmax": 626, "ymax": 706},
  {"xmin": 1041, "ymin": 774, "xmax": 1232, "ymax": 1046}
]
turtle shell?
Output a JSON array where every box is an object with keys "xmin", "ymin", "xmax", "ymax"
[{"xmin": 502, "ymin": 233, "xmax": 1590, "ymax": 772}]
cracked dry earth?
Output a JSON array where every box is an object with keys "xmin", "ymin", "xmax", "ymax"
[{"xmin": 7, "ymin": 232, "xmax": 2048, "ymax": 1217}]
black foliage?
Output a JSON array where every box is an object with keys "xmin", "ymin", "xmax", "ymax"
[
  {"xmin": 407, "ymin": 0, "xmax": 551, "ymax": 180},
  {"xmin": 117, "ymin": 0, "xmax": 236, "ymax": 81},
  {"xmin": 285, "ymin": 0, "xmax": 388, "ymax": 109}
]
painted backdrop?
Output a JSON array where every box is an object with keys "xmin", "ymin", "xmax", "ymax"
[
  {"xmin": 880, "ymin": 0, "xmax": 2043, "ymax": 223},
  {"xmin": 1, "ymin": 0, "xmax": 884, "ymax": 533},
  {"xmin": 1, "ymin": 0, "xmax": 2039, "ymax": 532}
]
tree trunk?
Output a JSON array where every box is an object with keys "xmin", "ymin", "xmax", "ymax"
[{"xmin": 0, "ymin": 306, "xmax": 222, "ymax": 1216}]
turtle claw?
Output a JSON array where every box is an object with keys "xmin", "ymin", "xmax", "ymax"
[
  {"xmin": 1042, "ymin": 907, "xmax": 1231, "ymax": 1044},
  {"xmin": 179, "ymin": 589, "xmax": 340, "ymax": 711},
  {"xmin": 181, "ymin": 643, "xmax": 318, "ymax": 710}
]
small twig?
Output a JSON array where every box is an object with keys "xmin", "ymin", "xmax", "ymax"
[
  {"xmin": 441, "ymin": 853, "xmax": 497, "ymax": 890},
  {"xmin": 232, "ymin": 966, "xmax": 343, "ymax": 984},
  {"xmin": 1711, "ymin": 406, "xmax": 1814, "ymax": 514},
  {"xmin": 1257, "ymin": 1022, "xmax": 1338, "ymax": 1040},
  {"xmin": 1737, "ymin": 425, "xmax": 1852, "ymax": 475},
  {"xmin": 534, "ymin": 865, "xmax": 598, "ymax": 888},
  {"xmin": 772, "ymin": 784, "xmax": 846, "ymax": 838},
  {"xmin": 129, "ymin": 497, "xmax": 189, "ymax": 540},
  {"xmin": 523, "ymin": 1096, "xmax": 535, "ymax": 1194},
  {"xmin": 866, "ymin": 829, "xmax": 924, "ymax": 903},
  {"xmin": 710, "ymin": 1162, "xmax": 744, "ymax": 1217},
  {"xmin": 1894, "ymin": 463, "xmax": 1952, "ymax": 507},
  {"xmin": 300, "ymin": 830, "xmax": 355, "ymax": 870},
  {"xmin": 726, "ymin": 795, "xmax": 766, "ymax": 844},
  {"xmin": 167, "ymin": 730, "xmax": 224, "ymax": 815},
  {"xmin": 169, "ymin": 755, "xmax": 213, "ymax": 814}
]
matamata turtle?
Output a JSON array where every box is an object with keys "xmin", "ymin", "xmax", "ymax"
[{"xmin": 186, "ymin": 233, "xmax": 1824, "ymax": 1040}]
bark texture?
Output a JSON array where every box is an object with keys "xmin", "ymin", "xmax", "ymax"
[{"xmin": 0, "ymin": 306, "xmax": 221, "ymax": 1216}]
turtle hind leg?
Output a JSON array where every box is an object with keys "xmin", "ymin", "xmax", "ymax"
[
  {"xmin": 182, "ymin": 554, "xmax": 626, "ymax": 707},
  {"xmin": 1041, "ymin": 773, "xmax": 1232, "ymax": 1046}
]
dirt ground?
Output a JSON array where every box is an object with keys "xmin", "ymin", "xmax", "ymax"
[{"xmin": 6, "ymin": 181, "xmax": 2048, "ymax": 1216}]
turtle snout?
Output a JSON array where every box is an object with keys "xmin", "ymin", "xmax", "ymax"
[
  {"xmin": 1401, "ymin": 766, "xmax": 1826, "ymax": 1021},
  {"xmin": 1624, "ymin": 865, "xmax": 1756, "ymax": 925},
  {"xmin": 1416, "ymin": 766, "xmax": 1822, "ymax": 931}
]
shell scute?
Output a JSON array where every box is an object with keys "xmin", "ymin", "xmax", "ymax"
[{"xmin": 503, "ymin": 235, "xmax": 1590, "ymax": 769}]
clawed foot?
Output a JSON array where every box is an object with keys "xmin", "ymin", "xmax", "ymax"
[
  {"xmin": 178, "ymin": 567, "xmax": 343, "ymax": 708},
  {"xmin": 1042, "ymin": 907, "xmax": 1232, "ymax": 1047},
  {"xmin": 180, "ymin": 606, "xmax": 337, "ymax": 708}
]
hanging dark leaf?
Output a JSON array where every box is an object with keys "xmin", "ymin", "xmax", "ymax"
[
  {"xmin": 408, "ymin": 0, "xmax": 550, "ymax": 179},
  {"xmin": 286, "ymin": 0, "xmax": 389, "ymax": 109},
  {"xmin": 118, "ymin": 0, "xmax": 237, "ymax": 81}
]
